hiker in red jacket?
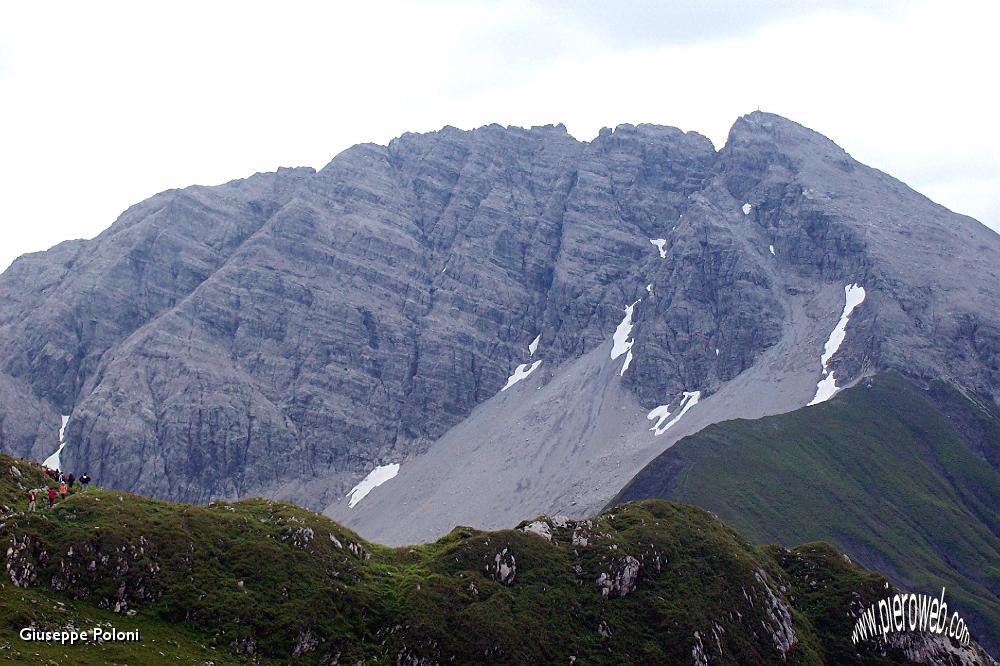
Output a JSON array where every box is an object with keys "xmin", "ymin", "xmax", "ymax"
[
  {"xmin": 47, "ymin": 487, "xmax": 57, "ymax": 508},
  {"xmin": 26, "ymin": 489, "xmax": 36, "ymax": 512}
]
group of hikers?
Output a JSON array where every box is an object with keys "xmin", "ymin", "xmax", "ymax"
[{"xmin": 10, "ymin": 463, "xmax": 91, "ymax": 511}]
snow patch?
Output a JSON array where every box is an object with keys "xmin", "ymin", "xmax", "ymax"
[
  {"xmin": 528, "ymin": 334, "xmax": 540, "ymax": 357},
  {"xmin": 43, "ymin": 415, "xmax": 69, "ymax": 470},
  {"xmin": 715, "ymin": 348, "xmax": 720, "ymax": 356},
  {"xmin": 819, "ymin": 284, "xmax": 866, "ymax": 369},
  {"xmin": 648, "ymin": 391, "xmax": 701, "ymax": 436},
  {"xmin": 347, "ymin": 464, "xmax": 400, "ymax": 508},
  {"xmin": 646, "ymin": 404, "xmax": 671, "ymax": 432},
  {"xmin": 611, "ymin": 300, "xmax": 640, "ymax": 375},
  {"xmin": 742, "ymin": 203, "xmax": 752, "ymax": 215},
  {"xmin": 809, "ymin": 284, "xmax": 866, "ymax": 405},
  {"xmin": 649, "ymin": 238, "xmax": 667, "ymax": 258},
  {"xmin": 620, "ymin": 350, "xmax": 634, "ymax": 375},
  {"xmin": 502, "ymin": 360, "xmax": 542, "ymax": 391},
  {"xmin": 810, "ymin": 372, "xmax": 838, "ymax": 406},
  {"xmin": 769, "ymin": 244, "xmax": 775, "ymax": 256}
]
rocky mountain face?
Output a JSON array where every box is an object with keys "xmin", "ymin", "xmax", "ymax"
[{"xmin": 0, "ymin": 112, "xmax": 998, "ymax": 531}]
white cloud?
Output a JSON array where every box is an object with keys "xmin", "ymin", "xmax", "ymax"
[{"xmin": 1, "ymin": 0, "xmax": 997, "ymax": 271}]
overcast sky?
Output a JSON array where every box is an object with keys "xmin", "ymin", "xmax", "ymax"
[{"xmin": 1, "ymin": 0, "xmax": 997, "ymax": 271}]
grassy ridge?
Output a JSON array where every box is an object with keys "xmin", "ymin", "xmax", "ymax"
[
  {"xmin": 613, "ymin": 372, "xmax": 1000, "ymax": 655},
  {"xmin": 0, "ymin": 452, "xmax": 958, "ymax": 664}
]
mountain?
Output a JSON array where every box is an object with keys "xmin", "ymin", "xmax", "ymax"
[
  {"xmin": 612, "ymin": 372, "xmax": 1000, "ymax": 656},
  {"xmin": 1, "ymin": 111, "xmax": 999, "ymax": 659},
  {"xmin": 0, "ymin": 453, "xmax": 994, "ymax": 665},
  {"xmin": 1, "ymin": 112, "xmax": 998, "ymax": 538}
]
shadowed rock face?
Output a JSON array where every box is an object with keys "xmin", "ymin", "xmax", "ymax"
[{"xmin": 0, "ymin": 113, "xmax": 998, "ymax": 511}]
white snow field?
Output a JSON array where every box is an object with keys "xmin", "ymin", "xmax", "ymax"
[
  {"xmin": 43, "ymin": 415, "xmax": 70, "ymax": 470},
  {"xmin": 648, "ymin": 391, "xmax": 701, "ymax": 436},
  {"xmin": 502, "ymin": 360, "xmax": 543, "ymax": 391},
  {"xmin": 809, "ymin": 283, "xmax": 866, "ymax": 405},
  {"xmin": 346, "ymin": 463, "xmax": 401, "ymax": 508},
  {"xmin": 611, "ymin": 300, "xmax": 640, "ymax": 376},
  {"xmin": 528, "ymin": 334, "xmax": 540, "ymax": 357}
]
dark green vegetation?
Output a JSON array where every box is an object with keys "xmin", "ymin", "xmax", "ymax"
[
  {"xmin": 0, "ymin": 453, "xmax": 978, "ymax": 664},
  {"xmin": 614, "ymin": 372, "xmax": 1000, "ymax": 656}
]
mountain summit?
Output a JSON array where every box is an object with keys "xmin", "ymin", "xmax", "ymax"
[{"xmin": 0, "ymin": 112, "xmax": 997, "ymax": 537}]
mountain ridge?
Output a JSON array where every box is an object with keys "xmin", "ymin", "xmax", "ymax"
[
  {"xmin": 0, "ymin": 451, "xmax": 994, "ymax": 665},
  {"xmin": 611, "ymin": 372, "xmax": 1000, "ymax": 656},
  {"xmin": 0, "ymin": 111, "xmax": 997, "ymax": 531}
]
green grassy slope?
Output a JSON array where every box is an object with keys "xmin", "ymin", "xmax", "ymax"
[
  {"xmin": 0, "ymin": 452, "xmax": 968, "ymax": 664},
  {"xmin": 612, "ymin": 372, "xmax": 1000, "ymax": 654}
]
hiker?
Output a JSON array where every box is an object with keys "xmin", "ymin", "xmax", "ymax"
[
  {"xmin": 27, "ymin": 489, "xmax": 36, "ymax": 512},
  {"xmin": 80, "ymin": 473, "xmax": 90, "ymax": 491},
  {"xmin": 59, "ymin": 481, "xmax": 69, "ymax": 500},
  {"xmin": 47, "ymin": 487, "xmax": 57, "ymax": 508},
  {"xmin": 68, "ymin": 473, "xmax": 75, "ymax": 488}
]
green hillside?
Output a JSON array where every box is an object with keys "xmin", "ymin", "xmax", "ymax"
[
  {"xmin": 0, "ymin": 452, "xmax": 979, "ymax": 664},
  {"xmin": 613, "ymin": 372, "xmax": 1000, "ymax": 655}
]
